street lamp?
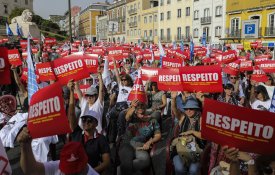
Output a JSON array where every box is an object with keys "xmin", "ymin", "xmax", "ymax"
[{"xmin": 68, "ymin": 0, "xmax": 73, "ymax": 42}]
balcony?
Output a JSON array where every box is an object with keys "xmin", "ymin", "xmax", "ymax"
[
  {"xmin": 227, "ymin": 29, "xmax": 242, "ymax": 38},
  {"xmin": 175, "ymin": 35, "xmax": 190, "ymax": 42},
  {"xmin": 200, "ymin": 16, "xmax": 211, "ymax": 25},
  {"xmin": 200, "ymin": 36, "xmax": 211, "ymax": 43},
  {"xmin": 142, "ymin": 36, "xmax": 154, "ymax": 42},
  {"xmin": 129, "ymin": 21, "xmax": 137, "ymax": 28},
  {"xmin": 128, "ymin": 8, "xmax": 137, "ymax": 15},
  {"xmin": 265, "ymin": 27, "xmax": 275, "ymax": 36},
  {"xmin": 160, "ymin": 36, "xmax": 172, "ymax": 42},
  {"xmin": 118, "ymin": 16, "xmax": 126, "ymax": 22}
]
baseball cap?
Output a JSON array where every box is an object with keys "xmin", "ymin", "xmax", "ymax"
[
  {"xmin": 59, "ymin": 142, "xmax": 88, "ymax": 174},
  {"xmin": 85, "ymin": 87, "xmax": 98, "ymax": 96},
  {"xmin": 81, "ymin": 110, "xmax": 99, "ymax": 123}
]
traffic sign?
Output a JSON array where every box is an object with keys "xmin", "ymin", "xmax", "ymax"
[{"xmin": 242, "ymin": 20, "xmax": 259, "ymax": 39}]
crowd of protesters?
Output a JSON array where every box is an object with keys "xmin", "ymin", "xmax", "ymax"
[{"xmin": 0, "ymin": 38, "xmax": 275, "ymax": 175}]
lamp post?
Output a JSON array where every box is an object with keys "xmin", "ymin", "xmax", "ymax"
[{"xmin": 68, "ymin": 0, "xmax": 73, "ymax": 42}]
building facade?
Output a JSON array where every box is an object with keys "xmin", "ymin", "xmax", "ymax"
[
  {"xmin": 96, "ymin": 15, "xmax": 108, "ymax": 41},
  {"xmin": 158, "ymin": 0, "xmax": 193, "ymax": 44},
  {"xmin": 107, "ymin": 0, "xmax": 127, "ymax": 43},
  {"xmin": 79, "ymin": 3, "xmax": 109, "ymax": 42},
  {"xmin": 192, "ymin": 0, "xmax": 226, "ymax": 45},
  {"xmin": 64, "ymin": 6, "xmax": 81, "ymax": 37},
  {"xmin": 225, "ymin": 0, "xmax": 275, "ymax": 44},
  {"xmin": 0, "ymin": 0, "xmax": 33, "ymax": 18}
]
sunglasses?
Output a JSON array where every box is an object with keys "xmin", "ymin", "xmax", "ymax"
[
  {"xmin": 263, "ymin": 166, "xmax": 275, "ymax": 174},
  {"xmin": 85, "ymin": 94, "xmax": 96, "ymax": 98},
  {"xmin": 86, "ymin": 79, "xmax": 93, "ymax": 82},
  {"xmin": 121, "ymin": 79, "xmax": 128, "ymax": 82},
  {"xmin": 185, "ymin": 108, "xmax": 195, "ymax": 111},
  {"xmin": 230, "ymin": 77, "xmax": 238, "ymax": 79},
  {"xmin": 81, "ymin": 117, "xmax": 96, "ymax": 124}
]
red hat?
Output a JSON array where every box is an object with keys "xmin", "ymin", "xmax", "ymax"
[
  {"xmin": 128, "ymin": 74, "xmax": 147, "ymax": 104},
  {"xmin": 59, "ymin": 142, "xmax": 88, "ymax": 174}
]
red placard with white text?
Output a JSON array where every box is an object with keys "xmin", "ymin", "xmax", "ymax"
[
  {"xmin": 74, "ymin": 84, "xmax": 90, "ymax": 99},
  {"xmin": 52, "ymin": 57, "xmax": 90, "ymax": 85},
  {"xmin": 259, "ymin": 60, "xmax": 275, "ymax": 73},
  {"xmin": 141, "ymin": 67, "xmax": 159, "ymax": 82},
  {"xmin": 8, "ymin": 49, "xmax": 22, "ymax": 66},
  {"xmin": 158, "ymin": 68, "xmax": 183, "ymax": 91},
  {"xmin": 179, "ymin": 65, "xmax": 223, "ymax": 93},
  {"xmin": 202, "ymin": 99, "xmax": 275, "ymax": 155},
  {"xmin": 28, "ymin": 82, "xmax": 71, "ymax": 138},
  {"xmin": 36, "ymin": 62, "xmax": 56, "ymax": 82},
  {"xmin": 223, "ymin": 61, "xmax": 240, "ymax": 76},
  {"xmin": 216, "ymin": 50, "xmax": 237, "ymax": 64},
  {"xmin": 21, "ymin": 68, "xmax": 28, "ymax": 82},
  {"xmin": 162, "ymin": 57, "xmax": 183, "ymax": 68},
  {"xmin": 0, "ymin": 47, "xmax": 11, "ymax": 85},
  {"xmin": 20, "ymin": 40, "xmax": 28, "ymax": 49},
  {"xmin": 83, "ymin": 54, "xmax": 98, "ymax": 73},
  {"xmin": 240, "ymin": 60, "xmax": 253, "ymax": 72}
]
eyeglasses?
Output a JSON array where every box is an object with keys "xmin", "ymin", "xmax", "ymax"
[
  {"xmin": 85, "ymin": 94, "xmax": 96, "ymax": 98},
  {"xmin": 81, "ymin": 117, "xmax": 95, "ymax": 124},
  {"xmin": 230, "ymin": 77, "xmax": 238, "ymax": 79},
  {"xmin": 86, "ymin": 79, "xmax": 93, "ymax": 82},
  {"xmin": 263, "ymin": 166, "xmax": 275, "ymax": 175}
]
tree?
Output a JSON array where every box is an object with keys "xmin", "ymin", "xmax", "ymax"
[
  {"xmin": 32, "ymin": 15, "xmax": 44, "ymax": 26},
  {"xmin": 9, "ymin": 8, "xmax": 25, "ymax": 22}
]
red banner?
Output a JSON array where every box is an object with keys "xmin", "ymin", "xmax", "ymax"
[
  {"xmin": 108, "ymin": 47, "xmax": 124, "ymax": 56},
  {"xmin": 223, "ymin": 61, "xmax": 240, "ymax": 76},
  {"xmin": 142, "ymin": 51, "xmax": 152, "ymax": 60},
  {"xmin": 259, "ymin": 60, "xmax": 275, "ymax": 73},
  {"xmin": 22, "ymin": 51, "xmax": 27, "ymax": 60},
  {"xmin": 44, "ymin": 38, "xmax": 57, "ymax": 45},
  {"xmin": 158, "ymin": 68, "xmax": 183, "ymax": 91},
  {"xmin": 20, "ymin": 40, "xmax": 28, "ymax": 49},
  {"xmin": 250, "ymin": 42, "xmax": 258, "ymax": 49},
  {"xmin": 74, "ymin": 84, "xmax": 90, "ymax": 99},
  {"xmin": 83, "ymin": 54, "xmax": 98, "ymax": 73},
  {"xmin": 179, "ymin": 65, "xmax": 223, "ymax": 93},
  {"xmin": 162, "ymin": 57, "xmax": 183, "ymax": 68},
  {"xmin": 251, "ymin": 66, "xmax": 269, "ymax": 82},
  {"xmin": 202, "ymin": 99, "xmax": 275, "ymax": 155},
  {"xmin": 21, "ymin": 68, "xmax": 28, "ymax": 82},
  {"xmin": 36, "ymin": 62, "xmax": 56, "ymax": 82},
  {"xmin": 0, "ymin": 47, "xmax": 11, "ymax": 85},
  {"xmin": 216, "ymin": 50, "xmax": 237, "ymax": 64},
  {"xmin": 240, "ymin": 60, "xmax": 253, "ymax": 72},
  {"xmin": 237, "ymin": 45, "xmax": 244, "ymax": 50},
  {"xmin": 141, "ymin": 67, "xmax": 159, "ymax": 82},
  {"xmin": 8, "ymin": 49, "xmax": 22, "ymax": 66},
  {"xmin": 52, "ymin": 57, "xmax": 90, "ymax": 85},
  {"xmin": 28, "ymin": 82, "xmax": 71, "ymax": 139}
]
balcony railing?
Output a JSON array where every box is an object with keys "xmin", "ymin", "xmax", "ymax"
[
  {"xmin": 265, "ymin": 27, "xmax": 275, "ymax": 36},
  {"xmin": 160, "ymin": 36, "xmax": 172, "ymax": 42},
  {"xmin": 227, "ymin": 29, "xmax": 242, "ymax": 38},
  {"xmin": 129, "ymin": 21, "xmax": 137, "ymax": 27},
  {"xmin": 200, "ymin": 16, "xmax": 211, "ymax": 25},
  {"xmin": 118, "ymin": 16, "xmax": 126, "ymax": 22},
  {"xmin": 200, "ymin": 36, "xmax": 211, "ymax": 43},
  {"xmin": 142, "ymin": 36, "xmax": 154, "ymax": 42},
  {"xmin": 174, "ymin": 35, "xmax": 190, "ymax": 42},
  {"xmin": 128, "ymin": 8, "xmax": 137, "ymax": 15}
]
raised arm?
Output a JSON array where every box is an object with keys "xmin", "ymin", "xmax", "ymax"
[
  {"xmin": 11, "ymin": 65, "xmax": 27, "ymax": 97},
  {"xmin": 97, "ymin": 68, "xmax": 104, "ymax": 105},
  {"xmin": 171, "ymin": 91, "xmax": 182, "ymax": 120},
  {"xmin": 67, "ymin": 80, "xmax": 78, "ymax": 131},
  {"xmin": 75, "ymin": 81, "xmax": 83, "ymax": 102},
  {"xmin": 113, "ymin": 58, "xmax": 121, "ymax": 84}
]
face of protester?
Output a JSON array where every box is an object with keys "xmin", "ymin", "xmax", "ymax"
[
  {"xmin": 85, "ymin": 94, "xmax": 97, "ymax": 105},
  {"xmin": 184, "ymin": 108, "xmax": 196, "ymax": 118},
  {"xmin": 265, "ymin": 77, "xmax": 273, "ymax": 86},
  {"xmin": 224, "ymin": 88, "xmax": 233, "ymax": 97},
  {"xmin": 255, "ymin": 91, "xmax": 264, "ymax": 101},
  {"xmin": 86, "ymin": 78, "xmax": 93, "ymax": 85},
  {"xmin": 229, "ymin": 76, "xmax": 238, "ymax": 84},
  {"xmin": 121, "ymin": 76, "xmax": 130, "ymax": 86},
  {"xmin": 81, "ymin": 117, "xmax": 97, "ymax": 132},
  {"xmin": 262, "ymin": 161, "xmax": 275, "ymax": 175},
  {"xmin": 135, "ymin": 104, "xmax": 146, "ymax": 118}
]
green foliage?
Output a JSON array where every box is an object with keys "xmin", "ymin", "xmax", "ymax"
[{"xmin": 9, "ymin": 7, "xmax": 25, "ymax": 22}]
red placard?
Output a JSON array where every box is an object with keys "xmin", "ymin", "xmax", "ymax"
[
  {"xmin": 21, "ymin": 68, "xmax": 28, "ymax": 82},
  {"xmin": 74, "ymin": 84, "xmax": 90, "ymax": 99},
  {"xmin": 240, "ymin": 60, "xmax": 253, "ymax": 72},
  {"xmin": 255, "ymin": 56, "xmax": 269, "ymax": 65},
  {"xmin": 0, "ymin": 47, "xmax": 11, "ymax": 85},
  {"xmin": 22, "ymin": 51, "xmax": 28, "ymax": 60},
  {"xmin": 36, "ymin": 62, "xmax": 56, "ymax": 82},
  {"xmin": 250, "ymin": 42, "xmax": 258, "ymax": 49},
  {"xmin": 108, "ymin": 46, "xmax": 124, "ymax": 56},
  {"xmin": 251, "ymin": 66, "xmax": 268, "ymax": 82},
  {"xmin": 142, "ymin": 51, "xmax": 152, "ymax": 60},
  {"xmin": 52, "ymin": 57, "xmax": 90, "ymax": 85},
  {"xmin": 216, "ymin": 50, "xmax": 237, "ymax": 64},
  {"xmin": 179, "ymin": 65, "xmax": 223, "ymax": 93},
  {"xmin": 158, "ymin": 68, "xmax": 183, "ymax": 91},
  {"xmin": 141, "ymin": 67, "xmax": 159, "ymax": 82},
  {"xmin": 223, "ymin": 61, "xmax": 240, "ymax": 76},
  {"xmin": 175, "ymin": 49, "xmax": 189, "ymax": 60},
  {"xmin": 237, "ymin": 45, "xmax": 244, "ymax": 50},
  {"xmin": 162, "ymin": 57, "xmax": 183, "ymax": 68},
  {"xmin": 83, "ymin": 54, "xmax": 98, "ymax": 73},
  {"xmin": 8, "ymin": 49, "xmax": 22, "ymax": 66},
  {"xmin": 259, "ymin": 60, "xmax": 275, "ymax": 73},
  {"xmin": 153, "ymin": 51, "xmax": 161, "ymax": 61},
  {"xmin": 32, "ymin": 38, "xmax": 39, "ymax": 44},
  {"xmin": 20, "ymin": 40, "xmax": 28, "ymax": 49},
  {"xmin": 44, "ymin": 38, "xmax": 57, "ymax": 45},
  {"xmin": 28, "ymin": 82, "xmax": 71, "ymax": 139},
  {"xmin": 202, "ymin": 99, "xmax": 275, "ymax": 155}
]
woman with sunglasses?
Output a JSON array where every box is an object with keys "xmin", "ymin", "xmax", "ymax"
[
  {"xmin": 67, "ymin": 80, "xmax": 111, "ymax": 174},
  {"xmin": 250, "ymin": 83, "xmax": 271, "ymax": 111},
  {"xmin": 170, "ymin": 92, "xmax": 205, "ymax": 175},
  {"xmin": 227, "ymin": 74, "xmax": 246, "ymax": 106}
]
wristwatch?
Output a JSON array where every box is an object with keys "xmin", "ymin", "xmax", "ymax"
[{"xmin": 245, "ymin": 159, "xmax": 255, "ymax": 165}]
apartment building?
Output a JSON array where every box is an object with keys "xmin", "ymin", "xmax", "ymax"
[
  {"xmin": 96, "ymin": 15, "xmax": 108, "ymax": 41},
  {"xmin": 225, "ymin": 0, "xmax": 275, "ymax": 44},
  {"xmin": 192, "ymin": 0, "xmax": 226, "ymax": 45},
  {"xmin": 64, "ymin": 6, "xmax": 81, "ymax": 37},
  {"xmin": 107, "ymin": 0, "xmax": 127, "ymax": 43},
  {"xmin": 159, "ymin": 0, "xmax": 193, "ymax": 44}
]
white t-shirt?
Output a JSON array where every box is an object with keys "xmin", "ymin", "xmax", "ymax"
[
  {"xmin": 251, "ymin": 99, "xmax": 272, "ymax": 111},
  {"xmin": 43, "ymin": 160, "xmax": 99, "ymax": 175},
  {"xmin": 79, "ymin": 98, "xmax": 103, "ymax": 133},
  {"xmin": 116, "ymin": 83, "xmax": 132, "ymax": 103}
]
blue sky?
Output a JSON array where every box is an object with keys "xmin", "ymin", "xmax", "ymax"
[{"xmin": 33, "ymin": 0, "xmax": 108, "ymax": 19}]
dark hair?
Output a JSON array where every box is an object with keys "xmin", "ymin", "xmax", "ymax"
[
  {"xmin": 224, "ymin": 83, "xmax": 234, "ymax": 91},
  {"xmin": 267, "ymin": 75, "xmax": 275, "ymax": 86},
  {"xmin": 121, "ymin": 74, "xmax": 133, "ymax": 87},
  {"xmin": 256, "ymin": 154, "xmax": 275, "ymax": 175},
  {"xmin": 255, "ymin": 85, "xmax": 270, "ymax": 101}
]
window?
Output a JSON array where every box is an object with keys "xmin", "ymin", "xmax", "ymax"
[
  {"xmin": 167, "ymin": 0, "xmax": 171, "ymax": 4},
  {"xmin": 186, "ymin": 26, "xmax": 190, "ymax": 38},
  {"xmin": 231, "ymin": 18, "xmax": 240, "ymax": 32},
  {"xmin": 269, "ymin": 14, "xmax": 275, "ymax": 28},
  {"xmin": 149, "ymin": 16, "xmax": 152, "ymax": 23},
  {"xmin": 186, "ymin": 7, "xmax": 190, "ymax": 16},
  {"xmin": 215, "ymin": 26, "xmax": 222, "ymax": 37},
  {"xmin": 216, "ymin": 6, "xmax": 222, "ymax": 17},
  {"xmin": 138, "ymin": 29, "xmax": 141, "ymax": 35},
  {"xmin": 134, "ymin": 16, "xmax": 137, "ymax": 22},
  {"xmin": 193, "ymin": 28, "xmax": 199, "ymax": 38},
  {"xmin": 138, "ymin": 15, "xmax": 140, "ymax": 22},
  {"xmin": 144, "ymin": 30, "xmax": 147, "ymax": 37},
  {"xmin": 204, "ymin": 8, "xmax": 210, "ymax": 17},
  {"xmin": 167, "ymin": 28, "xmax": 171, "ymax": 41},
  {"xmin": 177, "ymin": 9, "xmax": 182, "ymax": 18},
  {"xmin": 130, "ymin": 30, "xmax": 133, "ymax": 36},
  {"xmin": 167, "ymin": 11, "xmax": 171, "ymax": 20},
  {"xmin": 160, "ymin": 0, "xmax": 164, "ymax": 6},
  {"xmin": 154, "ymin": 15, "xmax": 157, "ymax": 22},
  {"xmin": 154, "ymin": 29, "xmax": 158, "ymax": 36},
  {"xmin": 127, "ymin": 30, "xmax": 129, "ymax": 36},
  {"xmin": 161, "ymin": 29, "xmax": 164, "ymax": 40},
  {"xmin": 138, "ymin": 2, "xmax": 140, "ymax": 9},
  {"xmin": 123, "ymin": 25, "xmax": 125, "ymax": 32},
  {"xmin": 134, "ymin": 29, "xmax": 137, "ymax": 36},
  {"xmin": 25, "ymin": 0, "xmax": 28, "ymax": 5},
  {"xmin": 203, "ymin": 27, "xmax": 209, "ymax": 37},
  {"xmin": 160, "ymin": 13, "xmax": 164, "ymax": 21},
  {"xmin": 194, "ymin": 10, "xmax": 199, "ymax": 20},
  {"xmin": 4, "ymin": 5, "xmax": 8, "ymax": 14},
  {"xmin": 149, "ymin": 30, "xmax": 153, "ymax": 37},
  {"xmin": 144, "ymin": 17, "xmax": 147, "ymax": 23},
  {"xmin": 177, "ymin": 27, "xmax": 182, "ymax": 40}
]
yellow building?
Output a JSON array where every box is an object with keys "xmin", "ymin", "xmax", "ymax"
[
  {"xmin": 225, "ymin": 0, "xmax": 275, "ymax": 44},
  {"xmin": 79, "ymin": 3, "xmax": 109, "ymax": 42}
]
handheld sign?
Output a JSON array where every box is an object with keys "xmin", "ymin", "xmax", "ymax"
[
  {"xmin": 36, "ymin": 62, "xmax": 56, "ymax": 82},
  {"xmin": 28, "ymin": 82, "xmax": 71, "ymax": 138},
  {"xmin": 202, "ymin": 99, "xmax": 275, "ymax": 155},
  {"xmin": 8, "ymin": 49, "xmax": 22, "ymax": 66},
  {"xmin": 158, "ymin": 68, "xmax": 183, "ymax": 91},
  {"xmin": 0, "ymin": 47, "xmax": 11, "ymax": 85}
]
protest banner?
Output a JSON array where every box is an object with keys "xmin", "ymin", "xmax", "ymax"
[
  {"xmin": 21, "ymin": 68, "xmax": 28, "ymax": 82},
  {"xmin": 158, "ymin": 68, "xmax": 183, "ymax": 91},
  {"xmin": 237, "ymin": 45, "xmax": 244, "ymax": 50},
  {"xmin": 240, "ymin": 60, "xmax": 253, "ymax": 72},
  {"xmin": 162, "ymin": 57, "xmax": 183, "ymax": 68},
  {"xmin": 52, "ymin": 56, "xmax": 90, "ymax": 85},
  {"xmin": 223, "ymin": 60, "xmax": 240, "ymax": 76},
  {"xmin": 22, "ymin": 51, "xmax": 27, "ymax": 60},
  {"xmin": 36, "ymin": 62, "xmax": 56, "ymax": 82},
  {"xmin": 179, "ymin": 65, "xmax": 223, "ymax": 93},
  {"xmin": 202, "ymin": 99, "xmax": 275, "ymax": 155},
  {"xmin": 20, "ymin": 40, "xmax": 27, "ymax": 49},
  {"xmin": 44, "ymin": 38, "xmax": 57, "ymax": 46},
  {"xmin": 153, "ymin": 51, "xmax": 161, "ymax": 61},
  {"xmin": 250, "ymin": 42, "xmax": 258, "ymax": 49},
  {"xmin": 141, "ymin": 67, "xmax": 159, "ymax": 82},
  {"xmin": 238, "ymin": 56, "xmax": 248, "ymax": 62},
  {"xmin": 142, "ymin": 51, "xmax": 152, "ymax": 60},
  {"xmin": 90, "ymin": 46, "xmax": 105, "ymax": 55},
  {"xmin": 83, "ymin": 54, "xmax": 98, "ymax": 73},
  {"xmin": 128, "ymin": 77, "xmax": 147, "ymax": 104},
  {"xmin": 7, "ymin": 49, "xmax": 22, "ymax": 66},
  {"xmin": 28, "ymin": 82, "xmax": 71, "ymax": 138},
  {"xmin": 251, "ymin": 66, "xmax": 269, "ymax": 82},
  {"xmin": 259, "ymin": 60, "xmax": 275, "ymax": 73},
  {"xmin": 216, "ymin": 50, "xmax": 237, "ymax": 64},
  {"xmin": 0, "ymin": 47, "xmax": 11, "ymax": 85}
]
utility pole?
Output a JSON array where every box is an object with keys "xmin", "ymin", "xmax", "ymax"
[{"xmin": 68, "ymin": 0, "xmax": 73, "ymax": 43}]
